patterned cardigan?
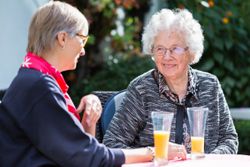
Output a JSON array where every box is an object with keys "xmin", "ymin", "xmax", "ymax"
[{"xmin": 103, "ymin": 68, "xmax": 238, "ymax": 154}]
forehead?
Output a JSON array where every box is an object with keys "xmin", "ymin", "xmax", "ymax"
[{"xmin": 154, "ymin": 31, "xmax": 186, "ymax": 47}]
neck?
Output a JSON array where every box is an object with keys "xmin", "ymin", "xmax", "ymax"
[
  {"xmin": 165, "ymin": 71, "xmax": 189, "ymax": 101},
  {"xmin": 40, "ymin": 50, "xmax": 63, "ymax": 72}
]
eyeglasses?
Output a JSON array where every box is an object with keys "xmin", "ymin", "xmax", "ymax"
[
  {"xmin": 152, "ymin": 46, "xmax": 188, "ymax": 57},
  {"xmin": 76, "ymin": 33, "xmax": 89, "ymax": 48}
]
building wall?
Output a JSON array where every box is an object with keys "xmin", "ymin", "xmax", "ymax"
[{"xmin": 0, "ymin": 0, "xmax": 48, "ymax": 89}]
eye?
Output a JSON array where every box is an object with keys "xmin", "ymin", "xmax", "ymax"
[
  {"xmin": 81, "ymin": 39, "xmax": 86, "ymax": 44},
  {"xmin": 155, "ymin": 47, "xmax": 165, "ymax": 52},
  {"xmin": 172, "ymin": 47, "xmax": 184, "ymax": 55},
  {"xmin": 76, "ymin": 34, "xmax": 89, "ymax": 48}
]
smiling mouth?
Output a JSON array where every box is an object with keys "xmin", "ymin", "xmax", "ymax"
[{"xmin": 163, "ymin": 64, "xmax": 176, "ymax": 68}]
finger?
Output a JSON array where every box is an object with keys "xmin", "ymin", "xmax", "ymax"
[
  {"xmin": 91, "ymin": 99, "xmax": 101, "ymax": 116},
  {"xmin": 88, "ymin": 100, "xmax": 96, "ymax": 116},
  {"xmin": 84, "ymin": 101, "xmax": 92, "ymax": 126},
  {"xmin": 97, "ymin": 103, "xmax": 102, "ymax": 114},
  {"xmin": 87, "ymin": 100, "xmax": 100, "ymax": 126},
  {"xmin": 85, "ymin": 100, "xmax": 92, "ymax": 115},
  {"xmin": 76, "ymin": 98, "xmax": 86, "ymax": 113},
  {"xmin": 89, "ymin": 103, "xmax": 101, "ymax": 125},
  {"xmin": 177, "ymin": 145, "xmax": 187, "ymax": 160},
  {"xmin": 92, "ymin": 100, "xmax": 98, "ymax": 112},
  {"xmin": 91, "ymin": 113, "xmax": 100, "ymax": 125},
  {"xmin": 182, "ymin": 145, "xmax": 187, "ymax": 160}
]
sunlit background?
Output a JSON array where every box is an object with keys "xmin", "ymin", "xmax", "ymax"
[{"xmin": 0, "ymin": 0, "xmax": 249, "ymax": 154}]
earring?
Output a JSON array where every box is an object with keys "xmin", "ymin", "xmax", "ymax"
[{"xmin": 151, "ymin": 56, "xmax": 155, "ymax": 61}]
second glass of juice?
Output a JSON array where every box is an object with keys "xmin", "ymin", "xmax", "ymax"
[{"xmin": 187, "ymin": 107, "xmax": 208, "ymax": 158}]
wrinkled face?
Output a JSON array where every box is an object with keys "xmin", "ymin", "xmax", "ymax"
[
  {"xmin": 152, "ymin": 31, "xmax": 192, "ymax": 81},
  {"xmin": 61, "ymin": 30, "xmax": 87, "ymax": 71}
]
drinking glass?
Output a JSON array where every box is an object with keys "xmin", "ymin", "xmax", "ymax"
[
  {"xmin": 187, "ymin": 107, "xmax": 208, "ymax": 159},
  {"xmin": 151, "ymin": 112, "xmax": 174, "ymax": 166}
]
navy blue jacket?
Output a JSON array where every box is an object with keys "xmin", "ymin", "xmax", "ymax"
[{"xmin": 0, "ymin": 68, "xmax": 125, "ymax": 167}]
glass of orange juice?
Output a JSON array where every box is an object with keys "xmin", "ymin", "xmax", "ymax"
[
  {"xmin": 187, "ymin": 107, "xmax": 208, "ymax": 159},
  {"xmin": 151, "ymin": 112, "xmax": 174, "ymax": 166}
]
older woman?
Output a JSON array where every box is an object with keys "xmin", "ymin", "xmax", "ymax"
[
  {"xmin": 0, "ymin": 1, "xmax": 157, "ymax": 166},
  {"xmin": 103, "ymin": 9, "xmax": 238, "ymax": 155}
]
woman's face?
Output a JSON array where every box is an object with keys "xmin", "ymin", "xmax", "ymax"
[
  {"xmin": 61, "ymin": 30, "xmax": 87, "ymax": 71},
  {"xmin": 153, "ymin": 31, "xmax": 192, "ymax": 81}
]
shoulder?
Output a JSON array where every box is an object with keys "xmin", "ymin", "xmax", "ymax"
[
  {"xmin": 2, "ymin": 68, "xmax": 64, "ymax": 120},
  {"xmin": 6, "ymin": 68, "xmax": 62, "ymax": 100},
  {"xmin": 129, "ymin": 69, "xmax": 155, "ymax": 88},
  {"xmin": 193, "ymin": 69, "xmax": 219, "ymax": 85},
  {"xmin": 125, "ymin": 69, "xmax": 159, "ymax": 98},
  {"xmin": 192, "ymin": 69, "xmax": 221, "ymax": 94},
  {"xmin": 20, "ymin": 68, "xmax": 60, "ymax": 90}
]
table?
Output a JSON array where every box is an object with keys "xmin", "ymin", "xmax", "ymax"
[{"xmin": 122, "ymin": 154, "xmax": 250, "ymax": 167}]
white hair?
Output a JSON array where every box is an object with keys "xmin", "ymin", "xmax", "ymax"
[{"xmin": 142, "ymin": 8, "xmax": 204, "ymax": 64}]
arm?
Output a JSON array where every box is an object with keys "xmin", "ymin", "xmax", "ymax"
[
  {"xmin": 122, "ymin": 148, "xmax": 153, "ymax": 164},
  {"xmin": 210, "ymin": 79, "xmax": 238, "ymax": 154},
  {"xmin": 122, "ymin": 144, "xmax": 187, "ymax": 163},
  {"xmin": 21, "ymin": 87, "xmax": 124, "ymax": 167},
  {"xmin": 103, "ymin": 84, "xmax": 146, "ymax": 148},
  {"xmin": 103, "ymin": 84, "xmax": 187, "ymax": 159}
]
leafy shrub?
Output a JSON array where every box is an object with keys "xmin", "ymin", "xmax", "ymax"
[
  {"xmin": 64, "ymin": 0, "xmax": 250, "ymax": 154},
  {"xmin": 70, "ymin": 56, "xmax": 154, "ymax": 102},
  {"xmin": 234, "ymin": 120, "xmax": 250, "ymax": 154},
  {"xmin": 70, "ymin": 0, "xmax": 250, "ymax": 107},
  {"xmin": 65, "ymin": 0, "xmax": 250, "ymax": 108},
  {"xmin": 167, "ymin": 0, "xmax": 250, "ymax": 107}
]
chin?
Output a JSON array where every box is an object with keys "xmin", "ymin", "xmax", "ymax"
[
  {"xmin": 159, "ymin": 68, "xmax": 176, "ymax": 76},
  {"xmin": 66, "ymin": 65, "xmax": 77, "ymax": 71},
  {"xmin": 71, "ymin": 65, "xmax": 77, "ymax": 70},
  {"xmin": 163, "ymin": 73, "xmax": 177, "ymax": 79}
]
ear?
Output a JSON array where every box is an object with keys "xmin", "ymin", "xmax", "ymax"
[
  {"xmin": 57, "ymin": 31, "xmax": 68, "ymax": 48},
  {"xmin": 189, "ymin": 53, "xmax": 195, "ymax": 64}
]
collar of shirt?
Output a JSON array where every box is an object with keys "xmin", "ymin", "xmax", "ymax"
[{"xmin": 154, "ymin": 66, "xmax": 198, "ymax": 105}]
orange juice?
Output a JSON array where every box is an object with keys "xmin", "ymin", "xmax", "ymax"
[
  {"xmin": 154, "ymin": 131, "xmax": 170, "ymax": 158},
  {"xmin": 191, "ymin": 136, "xmax": 204, "ymax": 153}
]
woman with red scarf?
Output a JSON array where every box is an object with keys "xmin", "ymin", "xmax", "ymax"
[{"xmin": 0, "ymin": 1, "xmax": 159, "ymax": 166}]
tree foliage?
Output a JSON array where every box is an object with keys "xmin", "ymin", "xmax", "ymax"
[
  {"xmin": 62, "ymin": 0, "xmax": 250, "ymax": 107},
  {"xmin": 168, "ymin": 0, "xmax": 250, "ymax": 107},
  {"xmin": 61, "ymin": 0, "xmax": 250, "ymax": 154}
]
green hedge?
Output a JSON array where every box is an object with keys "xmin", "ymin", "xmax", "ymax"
[
  {"xmin": 70, "ymin": 55, "xmax": 250, "ymax": 155},
  {"xmin": 69, "ymin": 0, "xmax": 250, "ymax": 107},
  {"xmin": 64, "ymin": 0, "xmax": 250, "ymax": 155},
  {"xmin": 234, "ymin": 120, "xmax": 250, "ymax": 155},
  {"xmin": 168, "ymin": 0, "xmax": 250, "ymax": 107},
  {"xmin": 70, "ymin": 56, "xmax": 154, "ymax": 103}
]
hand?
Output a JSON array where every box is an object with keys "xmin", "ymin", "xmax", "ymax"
[
  {"xmin": 168, "ymin": 142, "xmax": 187, "ymax": 160},
  {"xmin": 77, "ymin": 94, "xmax": 102, "ymax": 130}
]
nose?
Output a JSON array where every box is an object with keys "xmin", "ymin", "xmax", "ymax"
[
  {"xmin": 80, "ymin": 48, "xmax": 85, "ymax": 56},
  {"xmin": 163, "ymin": 50, "xmax": 171, "ymax": 59}
]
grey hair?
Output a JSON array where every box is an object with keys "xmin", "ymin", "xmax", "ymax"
[
  {"xmin": 142, "ymin": 8, "xmax": 204, "ymax": 64},
  {"xmin": 27, "ymin": 1, "xmax": 88, "ymax": 55}
]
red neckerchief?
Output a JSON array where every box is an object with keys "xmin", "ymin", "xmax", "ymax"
[{"xmin": 21, "ymin": 52, "xmax": 80, "ymax": 120}]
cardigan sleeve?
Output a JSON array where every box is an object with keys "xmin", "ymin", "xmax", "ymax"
[
  {"xmin": 210, "ymin": 79, "xmax": 238, "ymax": 154},
  {"xmin": 19, "ymin": 79, "xmax": 125, "ymax": 167}
]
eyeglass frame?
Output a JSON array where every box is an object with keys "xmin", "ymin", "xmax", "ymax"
[
  {"xmin": 152, "ymin": 45, "xmax": 189, "ymax": 57},
  {"xmin": 76, "ymin": 33, "xmax": 89, "ymax": 48}
]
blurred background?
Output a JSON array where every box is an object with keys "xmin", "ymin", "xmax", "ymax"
[{"xmin": 0, "ymin": 0, "xmax": 249, "ymax": 154}]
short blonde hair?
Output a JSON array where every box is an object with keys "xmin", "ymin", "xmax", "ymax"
[
  {"xmin": 142, "ymin": 9, "xmax": 204, "ymax": 64},
  {"xmin": 27, "ymin": 1, "xmax": 88, "ymax": 55}
]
